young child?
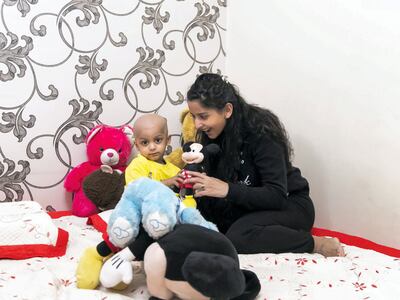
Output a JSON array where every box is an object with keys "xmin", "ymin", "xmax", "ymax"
[
  {"xmin": 77, "ymin": 114, "xmax": 183, "ymax": 289},
  {"xmin": 125, "ymin": 114, "xmax": 181, "ymax": 187}
]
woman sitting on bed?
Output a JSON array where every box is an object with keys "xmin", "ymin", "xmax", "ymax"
[{"xmin": 183, "ymin": 73, "xmax": 345, "ymax": 257}]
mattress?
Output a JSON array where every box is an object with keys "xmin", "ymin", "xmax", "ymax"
[{"xmin": 0, "ymin": 214, "xmax": 399, "ymax": 300}]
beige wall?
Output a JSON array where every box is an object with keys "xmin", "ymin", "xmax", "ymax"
[{"xmin": 226, "ymin": 0, "xmax": 400, "ymax": 248}]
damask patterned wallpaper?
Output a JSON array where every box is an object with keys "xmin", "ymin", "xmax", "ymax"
[{"xmin": 0, "ymin": 0, "xmax": 227, "ymax": 210}]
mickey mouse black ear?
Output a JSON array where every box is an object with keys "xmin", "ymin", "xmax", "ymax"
[
  {"xmin": 231, "ymin": 270, "xmax": 261, "ymax": 300},
  {"xmin": 182, "ymin": 252, "xmax": 246, "ymax": 299},
  {"xmin": 182, "ymin": 142, "xmax": 194, "ymax": 152}
]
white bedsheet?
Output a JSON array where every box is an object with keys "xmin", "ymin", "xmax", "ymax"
[{"xmin": 0, "ymin": 215, "xmax": 399, "ymax": 300}]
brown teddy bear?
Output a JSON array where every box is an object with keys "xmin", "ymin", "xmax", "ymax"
[{"xmin": 82, "ymin": 165, "xmax": 125, "ymax": 212}]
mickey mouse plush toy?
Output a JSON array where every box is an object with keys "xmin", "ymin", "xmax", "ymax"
[{"xmin": 179, "ymin": 142, "xmax": 220, "ymax": 208}]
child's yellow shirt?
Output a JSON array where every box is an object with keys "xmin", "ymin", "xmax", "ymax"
[{"xmin": 125, "ymin": 154, "xmax": 180, "ymax": 185}]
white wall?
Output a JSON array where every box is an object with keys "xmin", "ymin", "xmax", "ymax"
[{"xmin": 226, "ymin": 0, "xmax": 400, "ymax": 248}]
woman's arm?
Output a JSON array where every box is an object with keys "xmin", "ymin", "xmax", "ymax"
[
  {"xmin": 185, "ymin": 172, "xmax": 229, "ymax": 198},
  {"xmin": 227, "ymin": 135, "xmax": 288, "ymax": 210},
  {"xmin": 185, "ymin": 135, "xmax": 288, "ymax": 210}
]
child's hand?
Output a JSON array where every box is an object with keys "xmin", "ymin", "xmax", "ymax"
[{"xmin": 161, "ymin": 175, "xmax": 183, "ymax": 188}]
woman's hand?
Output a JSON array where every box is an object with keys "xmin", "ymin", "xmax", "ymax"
[{"xmin": 183, "ymin": 171, "xmax": 229, "ymax": 198}]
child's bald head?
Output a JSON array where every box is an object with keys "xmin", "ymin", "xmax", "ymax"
[
  {"xmin": 133, "ymin": 114, "xmax": 170, "ymax": 163},
  {"xmin": 134, "ymin": 114, "xmax": 168, "ymax": 137}
]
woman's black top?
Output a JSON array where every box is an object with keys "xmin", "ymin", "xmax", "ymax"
[{"xmin": 197, "ymin": 132, "xmax": 311, "ymax": 233}]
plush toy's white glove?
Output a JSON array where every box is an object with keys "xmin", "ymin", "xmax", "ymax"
[{"xmin": 100, "ymin": 247, "xmax": 135, "ymax": 288}]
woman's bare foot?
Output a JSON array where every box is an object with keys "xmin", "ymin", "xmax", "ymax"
[{"xmin": 312, "ymin": 236, "xmax": 345, "ymax": 257}]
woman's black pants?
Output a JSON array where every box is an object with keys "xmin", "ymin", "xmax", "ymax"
[{"xmin": 225, "ymin": 194, "xmax": 315, "ymax": 254}]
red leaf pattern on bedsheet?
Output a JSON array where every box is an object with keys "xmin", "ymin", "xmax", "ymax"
[
  {"xmin": 2, "ymin": 216, "xmax": 400, "ymax": 299},
  {"xmin": 353, "ymin": 282, "xmax": 367, "ymax": 291},
  {"xmin": 296, "ymin": 258, "xmax": 308, "ymax": 265},
  {"xmin": 60, "ymin": 279, "xmax": 73, "ymax": 287}
]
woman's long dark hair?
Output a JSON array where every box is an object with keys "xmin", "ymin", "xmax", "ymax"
[{"xmin": 187, "ymin": 73, "xmax": 293, "ymax": 182}]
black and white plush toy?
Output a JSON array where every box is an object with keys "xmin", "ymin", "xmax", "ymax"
[
  {"xmin": 144, "ymin": 224, "xmax": 261, "ymax": 300},
  {"xmin": 179, "ymin": 142, "xmax": 220, "ymax": 208}
]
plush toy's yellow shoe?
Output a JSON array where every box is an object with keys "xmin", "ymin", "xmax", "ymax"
[
  {"xmin": 76, "ymin": 247, "xmax": 104, "ymax": 289},
  {"xmin": 182, "ymin": 195, "xmax": 197, "ymax": 208}
]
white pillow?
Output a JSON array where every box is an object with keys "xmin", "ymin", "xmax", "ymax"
[{"xmin": 0, "ymin": 201, "xmax": 69, "ymax": 259}]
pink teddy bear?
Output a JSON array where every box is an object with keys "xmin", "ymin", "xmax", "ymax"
[{"xmin": 64, "ymin": 124, "xmax": 133, "ymax": 217}]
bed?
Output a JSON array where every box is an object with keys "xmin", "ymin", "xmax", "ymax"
[{"xmin": 0, "ymin": 205, "xmax": 399, "ymax": 300}]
